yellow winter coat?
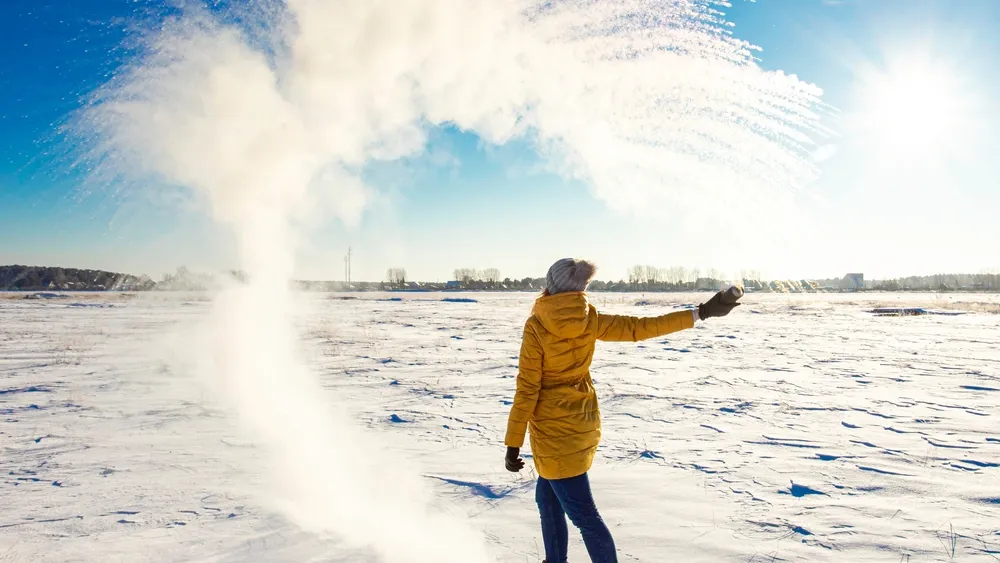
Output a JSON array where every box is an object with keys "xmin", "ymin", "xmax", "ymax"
[{"xmin": 504, "ymin": 292, "xmax": 694, "ymax": 480}]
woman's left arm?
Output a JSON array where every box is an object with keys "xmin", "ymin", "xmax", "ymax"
[{"xmin": 595, "ymin": 309, "xmax": 697, "ymax": 342}]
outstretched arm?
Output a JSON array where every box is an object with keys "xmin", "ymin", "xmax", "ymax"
[
  {"xmin": 596, "ymin": 309, "xmax": 697, "ymax": 342},
  {"xmin": 504, "ymin": 322, "xmax": 544, "ymax": 449}
]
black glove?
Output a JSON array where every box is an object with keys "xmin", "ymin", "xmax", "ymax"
[
  {"xmin": 698, "ymin": 290, "xmax": 740, "ymax": 320},
  {"xmin": 505, "ymin": 446, "xmax": 525, "ymax": 472}
]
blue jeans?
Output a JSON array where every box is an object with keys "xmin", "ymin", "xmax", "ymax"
[{"xmin": 536, "ymin": 473, "xmax": 618, "ymax": 563}]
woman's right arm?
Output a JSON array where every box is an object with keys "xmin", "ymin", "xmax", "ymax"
[{"xmin": 504, "ymin": 322, "xmax": 544, "ymax": 449}]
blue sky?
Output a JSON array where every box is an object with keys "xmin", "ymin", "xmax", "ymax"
[{"xmin": 2, "ymin": 0, "xmax": 999, "ymax": 282}]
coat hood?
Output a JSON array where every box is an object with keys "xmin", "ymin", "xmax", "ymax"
[{"xmin": 532, "ymin": 292, "xmax": 592, "ymax": 339}]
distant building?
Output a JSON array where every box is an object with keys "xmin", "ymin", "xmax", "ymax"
[
  {"xmin": 445, "ymin": 280, "xmax": 461, "ymax": 289},
  {"xmin": 842, "ymin": 273, "xmax": 864, "ymax": 291}
]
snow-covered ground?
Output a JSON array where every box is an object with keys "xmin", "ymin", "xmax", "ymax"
[{"xmin": 2, "ymin": 291, "xmax": 998, "ymax": 562}]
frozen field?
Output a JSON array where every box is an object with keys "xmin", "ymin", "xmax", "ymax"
[{"xmin": 1, "ymin": 291, "xmax": 998, "ymax": 562}]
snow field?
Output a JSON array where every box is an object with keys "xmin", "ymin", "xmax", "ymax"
[{"xmin": 1, "ymin": 292, "xmax": 998, "ymax": 562}]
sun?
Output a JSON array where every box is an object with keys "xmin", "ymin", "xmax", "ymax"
[{"xmin": 850, "ymin": 51, "xmax": 980, "ymax": 166}]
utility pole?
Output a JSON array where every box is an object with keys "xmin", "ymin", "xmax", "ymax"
[{"xmin": 344, "ymin": 246, "xmax": 352, "ymax": 287}]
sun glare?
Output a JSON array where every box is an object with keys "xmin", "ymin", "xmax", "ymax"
[{"xmin": 852, "ymin": 53, "xmax": 978, "ymax": 164}]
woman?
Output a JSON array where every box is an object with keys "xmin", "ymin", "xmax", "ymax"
[{"xmin": 503, "ymin": 258, "xmax": 739, "ymax": 563}]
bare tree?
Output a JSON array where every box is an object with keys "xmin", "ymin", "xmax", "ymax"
[
  {"xmin": 644, "ymin": 265, "xmax": 661, "ymax": 287},
  {"xmin": 629, "ymin": 265, "xmax": 645, "ymax": 289},
  {"xmin": 386, "ymin": 268, "xmax": 407, "ymax": 289},
  {"xmin": 665, "ymin": 266, "xmax": 687, "ymax": 286},
  {"xmin": 483, "ymin": 268, "xmax": 501, "ymax": 284},
  {"xmin": 677, "ymin": 266, "xmax": 689, "ymax": 286},
  {"xmin": 454, "ymin": 268, "xmax": 485, "ymax": 285},
  {"xmin": 663, "ymin": 267, "xmax": 673, "ymax": 285}
]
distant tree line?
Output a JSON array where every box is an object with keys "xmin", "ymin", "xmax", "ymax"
[
  {"xmin": 5, "ymin": 263, "xmax": 999, "ymax": 293},
  {"xmin": 454, "ymin": 268, "xmax": 502, "ymax": 288},
  {"xmin": 0, "ymin": 265, "xmax": 156, "ymax": 291},
  {"xmin": 623, "ymin": 265, "xmax": 746, "ymax": 291},
  {"xmin": 865, "ymin": 272, "xmax": 1000, "ymax": 292},
  {"xmin": 0, "ymin": 265, "xmax": 242, "ymax": 291}
]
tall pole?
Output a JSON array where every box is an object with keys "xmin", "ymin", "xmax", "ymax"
[{"xmin": 346, "ymin": 246, "xmax": 352, "ymax": 287}]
